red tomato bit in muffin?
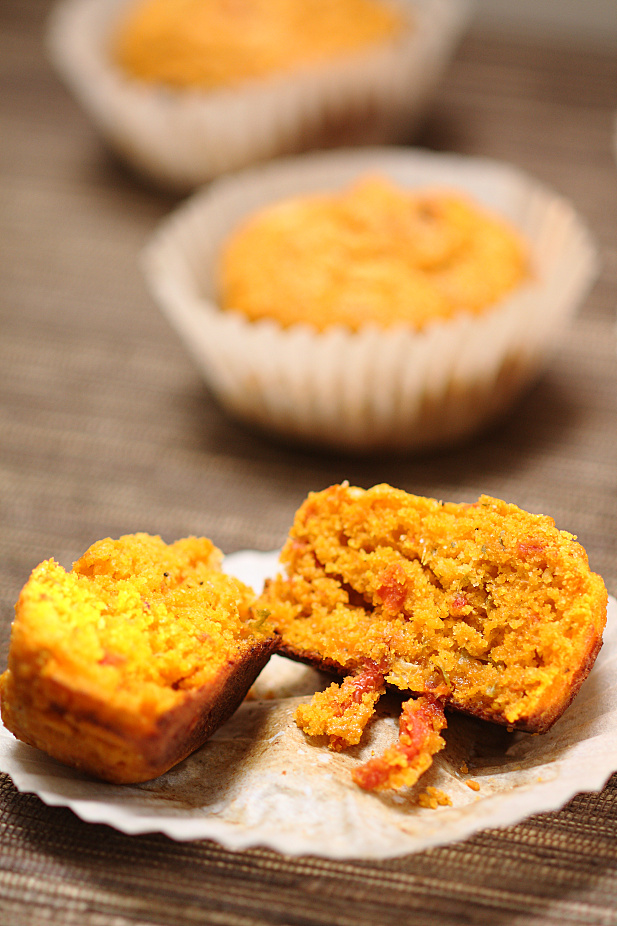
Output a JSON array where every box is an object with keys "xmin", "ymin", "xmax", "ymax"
[{"xmin": 352, "ymin": 694, "xmax": 447, "ymax": 791}]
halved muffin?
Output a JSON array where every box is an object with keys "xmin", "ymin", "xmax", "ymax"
[{"xmin": 0, "ymin": 533, "xmax": 277, "ymax": 784}]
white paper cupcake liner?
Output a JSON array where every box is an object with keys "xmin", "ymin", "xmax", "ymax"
[
  {"xmin": 142, "ymin": 146, "xmax": 599, "ymax": 453},
  {"xmin": 46, "ymin": 0, "xmax": 473, "ymax": 192}
]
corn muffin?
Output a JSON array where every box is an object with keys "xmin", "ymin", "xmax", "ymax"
[
  {"xmin": 0, "ymin": 533, "xmax": 277, "ymax": 784},
  {"xmin": 219, "ymin": 174, "xmax": 529, "ymax": 331},
  {"xmin": 112, "ymin": 0, "xmax": 405, "ymax": 90},
  {"xmin": 259, "ymin": 484, "xmax": 607, "ymax": 790}
]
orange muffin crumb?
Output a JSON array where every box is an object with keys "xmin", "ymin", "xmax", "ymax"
[
  {"xmin": 0, "ymin": 533, "xmax": 277, "ymax": 783},
  {"xmin": 113, "ymin": 0, "xmax": 405, "ymax": 90},
  {"xmin": 259, "ymin": 483, "xmax": 607, "ymax": 790},
  {"xmin": 417, "ymin": 786, "xmax": 453, "ymax": 808},
  {"xmin": 295, "ymin": 661, "xmax": 386, "ymax": 750},
  {"xmin": 219, "ymin": 175, "xmax": 529, "ymax": 331}
]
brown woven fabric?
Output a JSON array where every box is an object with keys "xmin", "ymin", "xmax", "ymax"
[{"xmin": 1, "ymin": 2, "xmax": 617, "ymax": 923}]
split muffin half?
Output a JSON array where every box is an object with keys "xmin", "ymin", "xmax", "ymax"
[
  {"xmin": 259, "ymin": 484, "xmax": 607, "ymax": 791},
  {"xmin": 1, "ymin": 533, "xmax": 277, "ymax": 783}
]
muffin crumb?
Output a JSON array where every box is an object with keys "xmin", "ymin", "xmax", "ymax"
[{"xmin": 417, "ymin": 787, "xmax": 452, "ymax": 809}]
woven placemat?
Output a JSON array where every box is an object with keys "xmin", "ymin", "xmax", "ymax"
[{"xmin": 1, "ymin": 2, "xmax": 617, "ymax": 922}]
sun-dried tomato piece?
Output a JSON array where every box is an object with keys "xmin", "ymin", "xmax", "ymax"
[
  {"xmin": 516, "ymin": 538, "xmax": 547, "ymax": 565},
  {"xmin": 450, "ymin": 592, "xmax": 469, "ymax": 615},
  {"xmin": 374, "ymin": 564, "xmax": 408, "ymax": 613},
  {"xmin": 346, "ymin": 661, "xmax": 385, "ymax": 704},
  {"xmin": 352, "ymin": 694, "xmax": 447, "ymax": 791}
]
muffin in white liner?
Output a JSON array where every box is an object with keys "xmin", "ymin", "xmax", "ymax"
[
  {"xmin": 46, "ymin": 0, "xmax": 473, "ymax": 192},
  {"xmin": 142, "ymin": 147, "xmax": 599, "ymax": 453}
]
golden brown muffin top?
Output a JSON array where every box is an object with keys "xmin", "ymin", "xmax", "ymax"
[
  {"xmin": 112, "ymin": 0, "xmax": 405, "ymax": 90},
  {"xmin": 219, "ymin": 176, "xmax": 530, "ymax": 331}
]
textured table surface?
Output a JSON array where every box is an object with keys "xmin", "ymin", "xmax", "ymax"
[{"xmin": 1, "ymin": 2, "xmax": 617, "ymax": 924}]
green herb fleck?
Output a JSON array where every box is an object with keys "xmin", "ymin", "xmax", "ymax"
[{"xmin": 251, "ymin": 608, "xmax": 271, "ymax": 632}]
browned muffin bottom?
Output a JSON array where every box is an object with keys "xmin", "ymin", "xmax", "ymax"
[{"xmin": 259, "ymin": 484, "xmax": 608, "ymax": 791}]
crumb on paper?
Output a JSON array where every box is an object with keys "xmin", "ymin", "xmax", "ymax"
[
  {"xmin": 460, "ymin": 761, "xmax": 469, "ymax": 774},
  {"xmin": 466, "ymin": 780, "xmax": 480, "ymax": 792},
  {"xmin": 416, "ymin": 787, "xmax": 452, "ymax": 809}
]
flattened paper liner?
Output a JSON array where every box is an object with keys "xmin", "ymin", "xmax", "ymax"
[{"xmin": 0, "ymin": 549, "xmax": 615, "ymax": 860}]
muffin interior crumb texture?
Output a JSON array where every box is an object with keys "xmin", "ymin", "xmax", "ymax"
[
  {"xmin": 259, "ymin": 484, "xmax": 607, "ymax": 791},
  {"xmin": 113, "ymin": 0, "xmax": 406, "ymax": 90},
  {"xmin": 219, "ymin": 175, "xmax": 530, "ymax": 331}
]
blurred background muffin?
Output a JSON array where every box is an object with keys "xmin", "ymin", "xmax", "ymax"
[
  {"xmin": 47, "ymin": 0, "xmax": 472, "ymax": 191},
  {"xmin": 142, "ymin": 146, "xmax": 599, "ymax": 454}
]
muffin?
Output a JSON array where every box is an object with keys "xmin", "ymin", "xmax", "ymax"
[
  {"xmin": 48, "ymin": 0, "xmax": 471, "ymax": 190},
  {"xmin": 0, "ymin": 533, "xmax": 277, "ymax": 784},
  {"xmin": 258, "ymin": 483, "xmax": 608, "ymax": 790},
  {"xmin": 142, "ymin": 147, "xmax": 599, "ymax": 452}
]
